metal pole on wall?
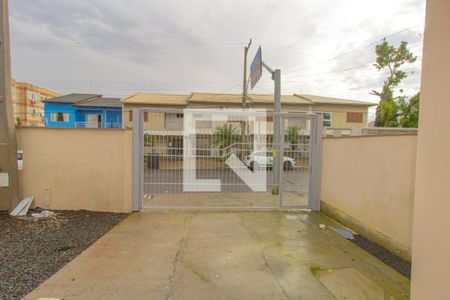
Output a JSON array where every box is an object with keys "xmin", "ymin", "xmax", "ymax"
[
  {"xmin": 261, "ymin": 61, "xmax": 281, "ymax": 195},
  {"xmin": 0, "ymin": 0, "xmax": 19, "ymax": 210},
  {"xmin": 272, "ymin": 69, "xmax": 281, "ymax": 195}
]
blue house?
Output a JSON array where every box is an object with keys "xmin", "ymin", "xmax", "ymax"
[{"xmin": 44, "ymin": 94, "xmax": 122, "ymax": 128}]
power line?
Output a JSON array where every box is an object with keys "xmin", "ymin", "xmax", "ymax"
[
  {"xmin": 283, "ymin": 25, "xmax": 421, "ymax": 75},
  {"xmin": 11, "ymin": 42, "xmax": 245, "ymax": 49},
  {"xmin": 283, "ymin": 62, "xmax": 373, "ymax": 79},
  {"xmin": 283, "ymin": 41, "xmax": 423, "ymax": 80}
]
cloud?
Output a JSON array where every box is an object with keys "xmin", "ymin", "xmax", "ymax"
[{"xmin": 9, "ymin": 0, "xmax": 425, "ymax": 100}]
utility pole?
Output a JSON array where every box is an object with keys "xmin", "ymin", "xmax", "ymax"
[
  {"xmin": 0, "ymin": 0, "xmax": 19, "ymax": 210},
  {"xmin": 240, "ymin": 39, "xmax": 252, "ymax": 159},
  {"xmin": 242, "ymin": 38, "xmax": 252, "ymax": 108}
]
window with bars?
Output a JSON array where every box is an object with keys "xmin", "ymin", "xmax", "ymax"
[{"xmin": 316, "ymin": 112, "xmax": 332, "ymax": 127}]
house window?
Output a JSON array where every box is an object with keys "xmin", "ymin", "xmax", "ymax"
[
  {"xmin": 176, "ymin": 113, "xmax": 183, "ymax": 118},
  {"xmin": 28, "ymin": 92, "xmax": 38, "ymax": 104},
  {"xmin": 51, "ymin": 112, "xmax": 70, "ymax": 122},
  {"xmin": 266, "ymin": 116, "xmax": 273, "ymax": 122},
  {"xmin": 316, "ymin": 112, "xmax": 332, "ymax": 127},
  {"xmin": 347, "ymin": 112, "xmax": 363, "ymax": 123},
  {"xmin": 144, "ymin": 112, "xmax": 148, "ymax": 122},
  {"xmin": 129, "ymin": 111, "xmax": 133, "ymax": 122}
]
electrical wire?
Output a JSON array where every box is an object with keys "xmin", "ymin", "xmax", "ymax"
[{"xmin": 283, "ymin": 25, "xmax": 422, "ymax": 75}]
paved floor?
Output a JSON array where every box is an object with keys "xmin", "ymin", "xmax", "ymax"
[
  {"xmin": 144, "ymin": 192, "xmax": 307, "ymax": 209},
  {"xmin": 25, "ymin": 211, "xmax": 410, "ymax": 300}
]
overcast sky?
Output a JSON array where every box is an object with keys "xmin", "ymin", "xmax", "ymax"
[{"xmin": 9, "ymin": 0, "xmax": 425, "ymax": 107}]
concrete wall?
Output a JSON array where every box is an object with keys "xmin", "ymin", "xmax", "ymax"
[
  {"xmin": 321, "ymin": 135, "xmax": 417, "ymax": 260},
  {"xmin": 411, "ymin": 0, "xmax": 450, "ymax": 298},
  {"xmin": 16, "ymin": 127, "xmax": 132, "ymax": 213}
]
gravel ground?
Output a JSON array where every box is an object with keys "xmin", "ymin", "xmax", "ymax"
[
  {"xmin": 0, "ymin": 210, "xmax": 128, "ymax": 300},
  {"xmin": 352, "ymin": 235, "xmax": 411, "ymax": 278}
]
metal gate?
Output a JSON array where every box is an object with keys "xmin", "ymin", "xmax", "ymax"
[{"xmin": 132, "ymin": 108, "xmax": 322, "ymax": 211}]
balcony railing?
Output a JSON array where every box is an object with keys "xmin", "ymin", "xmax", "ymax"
[{"xmin": 75, "ymin": 122, "xmax": 122, "ymax": 129}]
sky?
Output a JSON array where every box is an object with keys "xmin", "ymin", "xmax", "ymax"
[{"xmin": 9, "ymin": 0, "xmax": 425, "ymax": 111}]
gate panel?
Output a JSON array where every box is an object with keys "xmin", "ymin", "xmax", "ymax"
[
  {"xmin": 132, "ymin": 108, "xmax": 322, "ymax": 211},
  {"xmin": 279, "ymin": 115, "xmax": 311, "ymax": 208},
  {"xmin": 281, "ymin": 114, "xmax": 322, "ymax": 209}
]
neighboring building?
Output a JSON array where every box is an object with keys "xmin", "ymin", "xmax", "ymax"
[
  {"xmin": 121, "ymin": 93, "xmax": 188, "ymax": 130},
  {"xmin": 12, "ymin": 79, "xmax": 62, "ymax": 127},
  {"xmin": 121, "ymin": 92, "xmax": 375, "ymax": 155},
  {"xmin": 44, "ymin": 94, "xmax": 122, "ymax": 128},
  {"xmin": 293, "ymin": 94, "xmax": 374, "ymax": 128},
  {"xmin": 121, "ymin": 92, "xmax": 375, "ymax": 130}
]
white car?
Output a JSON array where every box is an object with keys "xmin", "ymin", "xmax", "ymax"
[{"xmin": 244, "ymin": 151, "xmax": 295, "ymax": 171}]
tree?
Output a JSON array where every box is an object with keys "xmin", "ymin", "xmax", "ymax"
[
  {"xmin": 398, "ymin": 92, "xmax": 420, "ymax": 128},
  {"xmin": 285, "ymin": 126, "xmax": 300, "ymax": 150},
  {"xmin": 372, "ymin": 40, "xmax": 417, "ymax": 127},
  {"xmin": 210, "ymin": 124, "xmax": 241, "ymax": 151},
  {"xmin": 144, "ymin": 132, "xmax": 154, "ymax": 147}
]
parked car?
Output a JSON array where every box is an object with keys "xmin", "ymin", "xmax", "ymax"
[{"xmin": 244, "ymin": 151, "xmax": 295, "ymax": 171}]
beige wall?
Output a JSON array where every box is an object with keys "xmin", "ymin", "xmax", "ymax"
[
  {"xmin": 329, "ymin": 111, "xmax": 365, "ymax": 128},
  {"xmin": 312, "ymin": 104, "xmax": 369, "ymax": 128},
  {"xmin": 321, "ymin": 135, "xmax": 417, "ymax": 259},
  {"xmin": 16, "ymin": 128, "xmax": 132, "ymax": 213},
  {"xmin": 411, "ymin": 0, "xmax": 450, "ymax": 298}
]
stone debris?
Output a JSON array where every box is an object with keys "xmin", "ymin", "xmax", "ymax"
[{"xmin": 31, "ymin": 210, "xmax": 56, "ymax": 220}]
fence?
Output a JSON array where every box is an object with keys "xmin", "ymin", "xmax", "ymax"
[{"xmin": 324, "ymin": 127, "xmax": 418, "ymax": 137}]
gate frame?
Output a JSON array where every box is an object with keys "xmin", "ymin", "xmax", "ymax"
[
  {"xmin": 278, "ymin": 113, "xmax": 323, "ymax": 210},
  {"xmin": 132, "ymin": 108, "xmax": 322, "ymax": 211}
]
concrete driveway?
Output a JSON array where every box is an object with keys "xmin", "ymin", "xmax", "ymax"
[{"xmin": 25, "ymin": 211, "xmax": 410, "ymax": 300}]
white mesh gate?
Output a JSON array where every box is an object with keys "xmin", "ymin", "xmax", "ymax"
[{"xmin": 132, "ymin": 108, "xmax": 322, "ymax": 210}]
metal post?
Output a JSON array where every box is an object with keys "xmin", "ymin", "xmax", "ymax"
[
  {"xmin": 261, "ymin": 61, "xmax": 281, "ymax": 195},
  {"xmin": 272, "ymin": 69, "xmax": 281, "ymax": 195},
  {"xmin": 309, "ymin": 114, "xmax": 323, "ymax": 211},
  {"xmin": 132, "ymin": 108, "xmax": 143, "ymax": 211},
  {"xmin": 0, "ymin": 0, "xmax": 19, "ymax": 210}
]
